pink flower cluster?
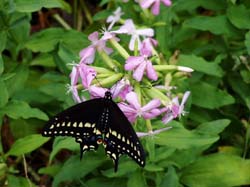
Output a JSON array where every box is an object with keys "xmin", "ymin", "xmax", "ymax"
[{"xmin": 68, "ymin": 4, "xmax": 191, "ymax": 137}]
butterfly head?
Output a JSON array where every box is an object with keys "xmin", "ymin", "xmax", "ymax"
[{"xmin": 104, "ymin": 91, "xmax": 112, "ymax": 100}]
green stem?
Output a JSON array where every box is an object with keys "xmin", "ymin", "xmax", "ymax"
[
  {"xmin": 53, "ymin": 14, "xmax": 71, "ymax": 30},
  {"xmin": 146, "ymin": 120, "xmax": 153, "ymax": 132},
  {"xmin": 109, "ymin": 38, "xmax": 130, "ymax": 59},
  {"xmin": 80, "ymin": 0, "xmax": 93, "ymax": 24},
  {"xmin": 98, "ymin": 50, "xmax": 118, "ymax": 72}
]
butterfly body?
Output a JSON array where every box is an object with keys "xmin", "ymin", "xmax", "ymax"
[{"xmin": 42, "ymin": 91, "xmax": 145, "ymax": 172}]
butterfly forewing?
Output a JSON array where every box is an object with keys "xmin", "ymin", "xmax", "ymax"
[{"xmin": 42, "ymin": 98, "xmax": 105, "ymax": 155}]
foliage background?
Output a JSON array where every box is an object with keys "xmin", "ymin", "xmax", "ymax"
[{"xmin": 0, "ymin": 0, "xmax": 250, "ymax": 186}]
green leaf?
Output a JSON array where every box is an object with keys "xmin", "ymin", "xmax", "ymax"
[
  {"xmin": 25, "ymin": 28, "xmax": 64, "ymax": 52},
  {"xmin": 127, "ymin": 170, "xmax": 146, "ymax": 187},
  {"xmin": 245, "ymin": 31, "xmax": 250, "ymax": 55},
  {"xmin": 5, "ymin": 65, "xmax": 29, "ymax": 97},
  {"xmin": 228, "ymin": 73, "xmax": 250, "ymax": 109},
  {"xmin": 50, "ymin": 137, "xmax": 79, "ymax": 162},
  {"xmin": 38, "ymin": 165, "xmax": 62, "ymax": 177},
  {"xmin": 181, "ymin": 154, "xmax": 250, "ymax": 187},
  {"xmin": 0, "ymin": 31, "xmax": 7, "ymax": 52},
  {"xmin": 8, "ymin": 175, "xmax": 34, "ymax": 187},
  {"xmin": 154, "ymin": 122, "xmax": 220, "ymax": 149},
  {"xmin": 1, "ymin": 100, "xmax": 48, "ymax": 120},
  {"xmin": 6, "ymin": 134, "xmax": 49, "ymax": 156},
  {"xmin": 25, "ymin": 28, "xmax": 88, "ymax": 53},
  {"xmin": 240, "ymin": 70, "xmax": 250, "ymax": 84},
  {"xmin": 14, "ymin": 0, "xmax": 66, "ymax": 12},
  {"xmin": 175, "ymin": 0, "xmax": 226, "ymax": 11},
  {"xmin": 0, "ymin": 55, "xmax": 4, "ymax": 75},
  {"xmin": 183, "ymin": 15, "xmax": 238, "ymax": 36},
  {"xmin": 53, "ymin": 154, "xmax": 105, "ymax": 187},
  {"xmin": 160, "ymin": 166, "xmax": 179, "ymax": 187},
  {"xmin": 194, "ymin": 119, "xmax": 231, "ymax": 135},
  {"xmin": 30, "ymin": 53, "xmax": 56, "ymax": 67},
  {"xmin": 0, "ymin": 79, "xmax": 9, "ymax": 108},
  {"xmin": 227, "ymin": 4, "xmax": 250, "ymax": 29},
  {"xmin": 191, "ymin": 82, "xmax": 235, "ymax": 109},
  {"xmin": 178, "ymin": 54, "xmax": 224, "ymax": 77}
]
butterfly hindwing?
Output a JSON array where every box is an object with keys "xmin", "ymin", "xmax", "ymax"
[
  {"xmin": 103, "ymin": 100, "xmax": 146, "ymax": 171},
  {"xmin": 42, "ymin": 98, "xmax": 105, "ymax": 156}
]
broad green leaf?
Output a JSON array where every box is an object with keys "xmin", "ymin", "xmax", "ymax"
[
  {"xmin": 195, "ymin": 119, "xmax": 230, "ymax": 135},
  {"xmin": 191, "ymin": 82, "xmax": 235, "ymax": 109},
  {"xmin": 8, "ymin": 175, "xmax": 35, "ymax": 187},
  {"xmin": 50, "ymin": 137, "xmax": 79, "ymax": 162},
  {"xmin": 5, "ymin": 64, "xmax": 29, "ymax": 97},
  {"xmin": 1, "ymin": 100, "xmax": 48, "ymax": 120},
  {"xmin": 178, "ymin": 54, "xmax": 224, "ymax": 77},
  {"xmin": 25, "ymin": 28, "xmax": 88, "ymax": 53},
  {"xmin": 127, "ymin": 170, "xmax": 146, "ymax": 187},
  {"xmin": 53, "ymin": 154, "xmax": 105, "ymax": 187},
  {"xmin": 227, "ymin": 4, "xmax": 250, "ymax": 29},
  {"xmin": 0, "ymin": 55, "xmax": 3, "ymax": 75},
  {"xmin": 245, "ymin": 31, "xmax": 250, "ymax": 55},
  {"xmin": 102, "ymin": 161, "xmax": 139, "ymax": 178},
  {"xmin": 181, "ymin": 154, "xmax": 250, "ymax": 187},
  {"xmin": 14, "ymin": 0, "xmax": 68, "ymax": 12},
  {"xmin": 0, "ymin": 80, "xmax": 8, "ymax": 108},
  {"xmin": 86, "ymin": 177, "xmax": 127, "ymax": 187},
  {"xmin": 38, "ymin": 165, "xmax": 62, "ymax": 177},
  {"xmin": 30, "ymin": 53, "xmax": 56, "ymax": 67},
  {"xmin": 7, "ymin": 134, "xmax": 49, "ymax": 156},
  {"xmin": 154, "ymin": 122, "xmax": 220, "ymax": 149},
  {"xmin": 160, "ymin": 166, "xmax": 179, "ymax": 187},
  {"xmin": 25, "ymin": 28, "xmax": 64, "ymax": 52},
  {"xmin": 0, "ymin": 31, "xmax": 7, "ymax": 52},
  {"xmin": 228, "ymin": 74, "xmax": 250, "ymax": 109},
  {"xmin": 183, "ymin": 15, "xmax": 238, "ymax": 37},
  {"xmin": 175, "ymin": 0, "xmax": 226, "ymax": 11},
  {"xmin": 240, "ymin": 70, "xmax": 250, "ymax": 84}
]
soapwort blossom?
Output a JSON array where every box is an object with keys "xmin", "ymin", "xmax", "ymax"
[
  {"xmin": 118, "ymin": 91, "xmax": 161, "ymax": 123},
  {"xmin": 125, "ymin": 39, "xmax": 158, "ymax": 81},
  {"xmin": 79, "ymin": 31, "xmax": 113, "ymax": 64},
  {"xmin": 113, "ymin": 19, "xmax": 154, "ymax": 51},
  {"xmin": 161, "ymin": 91, "xmax": 191, "ymax": 124},
  {"xmin": 140, "ymin": 0, "xmax": 172, "ymax": 15},
  {"xmin": 106, "ymin": 7, "xmax": 124, "ymax": 30}
]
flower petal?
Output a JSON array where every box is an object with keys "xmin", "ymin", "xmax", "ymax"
[
  {"xmin": 125, "ymin": 56, "xmax": 143, "ymax": 70},
  {"xmin": 142, "ymin": 99, "xmax": 161, "ymax": 112},
  {"xmin": 151, "ymin": 0, "xmax": 160, "ymax": 15},
  {"xmin": 140, "ymin": 0, "xmax": 155, "ymax": 8},
  {"xmin": 125, "ymin": 91, "xmax": 141, "ymax": 110},
  {"xmin": 146, "ymin": 61, "xmax": 158, "ymax": 81},
  {"xmin": 162, "ymin": 0, "xmax": 172, "ymax": 6},
  {"xmin": 89, "ymin": 86, "xmax": 107, "ymax": 98},
  {"xmin": 133, "ymin": 61, "xmax": 147, "ymax": 81}
]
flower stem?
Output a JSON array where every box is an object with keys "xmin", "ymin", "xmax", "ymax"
[
  {"xmin": 98, "ymin": 50, "xmax": 118, "ymax": 72},
  {"xmin": 109, "ymin": 38, "xmax": 130, "ymax": 59},
  {"xmin": 146, "ymin": 119, "xmax": 153, "ymax": 132},
  {"xmin": 53, "ymin": 14, "xmax": 71, "ymax": 30}
]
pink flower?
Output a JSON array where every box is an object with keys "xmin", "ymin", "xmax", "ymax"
[
  {"xmin": 106, "ymin": 7, "xmax": 124, "ymax": 30},
  {"xmin": 68, "ymin": 63, "xmax": 97, "ymax": 102},
  {"xmin": 140, "ymin": 0, "xmax": 172, "ymax": 15},
  {"xmin": 110, "ymin": 78, "xmax": 133, "ymax": 100},
  {"xmin": 68, "ymin": 66, "xmax": 82, "ymax": 103},
  {"xmin": 118, "ymin": 92, "xmax": 161, "ymax": 123},
  {"xmin": 89, "ymin": 86, "xmax": 107, "ymax": 99},
  {"xmin": 161, "ymin": 91, "xmax": 191, "ymax": 124},
  {"xmin": 113, "ymin": 19, "xmax": 154, "ymax": 51},
  {"xmin": 79, "ymin": 31, "xmax": 113, "ymax": 64},
  {"xmin": 125, "ymin": 40, "xmax": 158, "ymax": 81}
]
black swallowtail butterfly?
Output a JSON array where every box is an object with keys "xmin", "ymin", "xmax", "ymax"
[{"xmin": 42, "ymin": 91, "xmax": 146, "ymax": 172}]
